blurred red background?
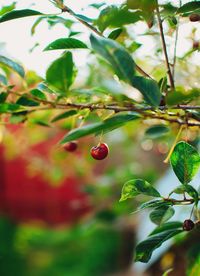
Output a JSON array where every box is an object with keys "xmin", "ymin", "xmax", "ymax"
[{"xmin": 0, "ymin": 126, "xmax": 91, "ymax": 225}]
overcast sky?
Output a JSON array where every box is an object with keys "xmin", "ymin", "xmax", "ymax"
[
  {"xmin": 1, "ymin": 0, "xmax": 120, "ymax": 76},
  {"xmin": 0, "ymin": 0, "xmax": 199, "ymax": 77}
]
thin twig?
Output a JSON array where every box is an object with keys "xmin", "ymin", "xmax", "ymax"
[
  {"xmin": 156, "ymin": 2, "xmax": 175, "ymax": 90},
  {"xmin": 172, "ymin": 0, "xmax": 182, "ymax": 78},
  {"xmin": 172, "ymin": 23, "xmax": 179, "ymax": 78},
  {"xmin": 61, "ymin": 5, "xmax": 102, "ymax": 36},
  {"xmin": 135, "ymin": 64, "xmax": 153, "ymax": 80},
  {"xmin": 163, "ymin": 197, "xmax": 199, "ymax": 205}
]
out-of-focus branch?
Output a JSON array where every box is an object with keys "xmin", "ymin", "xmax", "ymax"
[
  {"xmin": 172, "ymin": 0, "xmax": 182, "ymax": 78},
  {"xmin": 156, "ymin": 2, "xmax": 175, "ymax": 90}
]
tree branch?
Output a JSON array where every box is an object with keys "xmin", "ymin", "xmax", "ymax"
[
  {"xmin": 26, "ymin": 100, "xmax": 200, "ymax": 127},
  {"xmin": 6, "ymin": 87, "xmax": 200, "ymax": 127},
  {"xmin": 163, "ymin": 197, "xmax": 199, "ymax": 206},
  {"xmin": 61, "ymin": 5, "xmax": 102, "ymax": 36},
  {"xmin": 156, "ymin": 3, "xmax": 175, "ymax": 90}
]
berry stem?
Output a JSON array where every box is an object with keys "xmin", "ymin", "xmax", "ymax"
[
  {"xmin": 163, "ymin": 125, "xmax": 183, "ymax": 163},
  {"xmin": 99, "ymin": 131, "xmax": 103, "ymax": 144}
]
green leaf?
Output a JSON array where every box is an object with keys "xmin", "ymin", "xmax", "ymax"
[
  {"xmin": 37, "ymin": 83, "xmax": 56, "ymax": 94},
  {"xmin": 170, "ymin": 184, "xmax": 199, "ymax": 205},
  {"xmin": 10, "ymin": 114, "xmax": 26, "ymax": 124},
  {"xmin": 168, "ymin": 16, "xmax": 178, "ymax": 27},
  {"xmin": 0, "ymin": 3, "xmax": 16, "ymax": 16},
  {"xmin": 150, "ymin": 206, "xmax": 175, "ymax": 225},
  {"xmin": 127, "ymin": 41, "xmax": 142, "ymax": 53},
  {"xmin": 166, "ymin": 88, "xmax": 200, "ymax": 105},
  {"xmin": 46, "ymin": 52, "xmax": 76, "ymax": 93},
  {"xmin": 177, "ymin": 2, "xmax": 200, "ymax": 14},
  {"xmin": 90, "ymin": 34, "xmax": 135, "ymax": 82},
  {"xmin": 0, "ymin": 9, "xmax": 42, "ymax": 23},
  {"xmin": 120, "ymin": 179, "xmax": 160, "ymax": 202},
  {"xmin": 0, "ymin": 103, "xmax": 22, "ymax": 113},
  {"xmin": 149, "ymin": 221, "xmax": 183, "ymax": 236},
  {"xmin": 89, "ymin": 3, "xmax": 106, "ymax": 9},
  {"xmin": 51, "ymin": 110, "xmax": 77, "ymax": 123},
  {"xmin": 44, "ymin": 38, "xmax": 88, "ymax": 51},
  {"xmin": 30, "ymin": 89, "xmax": 47, "ymax": 100},
  {"xmin": 131, "ymin": 76, "xmax": 161, "ymax": 107},
  {"xmin": 171, "ymin": 186, "xmax": 185, "ymax": 195},
  {"xmin": 135, "ymin": 199, "xmax": 172, "ymax": 213},
  {"xmin": 30, "ymin": 118, "xmax": 50, "ymax": 127},
  {"xmin": 189, "ymin": 110, "xmax": 200, "ymax": 121},
  {"xmin": 158, "ymin": 76, "xmax": 168, "ymax": 93},
  {"xmin": 69, "ymin": 31, "xmax": 82, "ymax": 37},
  {"xmin": 75, "ymin": 14, "xmax": 93, "ymax": 23},
  {"xmin": 145, "ymin": 124, "xmax": 170, "ymax": 139},
  {"xmin": 161, "ymin": 4, "xmax": 178, "ymax": 17},
  {"xmin": 31, "ymin": 16, "xmax": 45, "ymax": 35},
  {"xmin": 162, "ymin": 268, "xmax": 174, "ymax": 276},
  {"xmin": 187, "ymin": 255, "xmax": 200, "ymax": 276},
  {"xmin": 16, "ymin": 95, "xmax": 39, "ymax": 107},
  {"xmin": 47, "ymin": 16, "xmax": 74, "ymax": 28},
  {"xmin": 135, "ymin": 229, "xmax": 182, "ymax": 263},
  {"xmin": 184, "ymin": 185, "xmax": 199, "ymax": 205},
  {"xmin": 0, "ymin": 92, "xmax": 8, "ymax": 103},
  {"xmin": 108, "ymin": 28, "xmax": 123, "ymax": 40},
  {"xmin": 0, "ymin": 55, "xmax": 25, "ymax": 78},
  {"xmin": 0, "ymin": 74, "xmax": 7, "ymax": 85},
  {"xmin": 127, "ymin": 0, "xmax": 157, "ymax": 11},
  {"xmin": 170, "ymin": 141, "xmax": 200, "ymax": 185},
  {"xmin": 127, "ymin": 0, "xmax": 142, "ymax": 10},
  {"xmin": 60, "ymin": 112, "xmax": 140, "ymax": 144},
  {"xmin": 96, "ymin": 6, "xmax": 141, "ymax": 32},
  {"xmin": 31, "ymin": 16, "xmax": 74, "ymax": 35}
]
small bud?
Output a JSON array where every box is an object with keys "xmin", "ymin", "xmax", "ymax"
[
  {"xmin": 189, "ymin": 14, "xmax": 200, "ymax": 22},
  {"xmin": 193, "ymin": 41, "xmax": 199, "ymax": 50}
]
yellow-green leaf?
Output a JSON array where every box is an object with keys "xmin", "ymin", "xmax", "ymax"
[{"xmin": 120, "ymin": 179, "xmax": 160, "ymax": 202}]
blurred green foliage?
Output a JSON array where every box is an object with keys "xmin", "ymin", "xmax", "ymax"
[{"xmin": 0, "ymin": 217, "xmax": 134, "ymax": 276}]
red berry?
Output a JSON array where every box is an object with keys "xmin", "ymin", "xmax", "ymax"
[
  {"xmin": 183, "ymin": 219, "xmax": 195, "ymax": 231},
  {"xmin": 90, "ymin": 143, "xmax": 109, "ymax": 160},
  {"xmin": 189, "ymin": 14, "xmax": 200, "ymax": 22},
  {"xmin": 63, "ymin": 141, "xmax": 78, "ymax": 152}
]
